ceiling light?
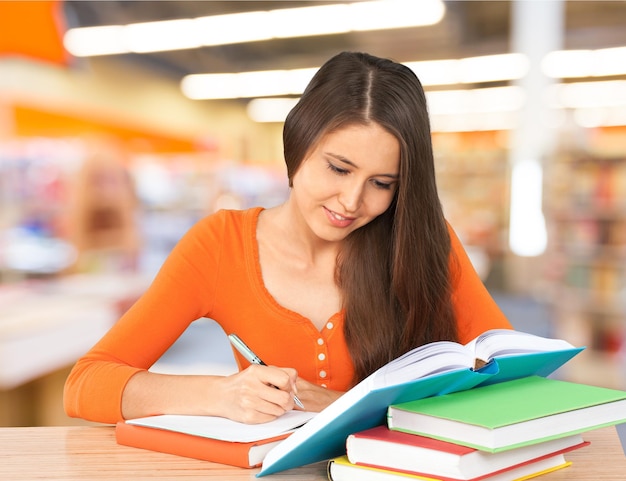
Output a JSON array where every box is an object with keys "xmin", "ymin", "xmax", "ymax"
[
  {"xmin": 430, "ymin": 112, "xmax": 519, "ymax": 132},
  {"xmin": 194, "ymin": 12, "xmax": 272, "ymax": 46},
  {"xmin": 594, "ymin": 47, "xmax": 626, "ymax": 77},
  {"xmin": 404, "ymin": 53, "xmax": 528, "ymax": 86},
  {"xmin": 125, "ymin": 19, "xmax": 202, "ymax": 53},
  {"xmin": 542, "ymin": 50, "xmax": 594, "ymax": 78},
  {"xmin": 547, "ymin": 80, "xmax": 626, "ymax": 109},
  {"xmin": 247, "ymin": 98, "xmax": 300, "ymax": 123},
  {"xmin": 63, "ymin": 25, "xmax": 127, "ymax": 56},
  {"xmin": 268, "ymin": 4, "xmax": 351, "ymax": 38},
  {"xmin": 426, "ymin": 86, "xmax": 525, "ymax": 115},
  {"xmin": 182, "ymin": 68, "xmax": 318, "ymax": 100},
  {"xmin": 573, "ymin": 106, "xmax": 626, "ymax": 128},
  {"xmin": 350, "ymin": 0, "xmax": 445, "ymax": 31},
  {"xmin": 459, "ymin": 53, "xmax": 529, "ymax": 83},
  {"xmin": 542, "ymin": 46, "xmax": 626, "ymax": 78},
  {"xmin": 63, "ymin": 0, "xmax": 445, "ymax": 57},
  {"xmin": 405, "ymin": 59, "xmax": 459, "ymax": 86}
]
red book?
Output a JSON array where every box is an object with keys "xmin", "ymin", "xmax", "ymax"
[
  {"xmin": 346, "ymin": 425, "xmax": 589, "ymax": 481},
  {"xmin": 115, "ymin": 421, "xmax": 291, "ymax": 468}
]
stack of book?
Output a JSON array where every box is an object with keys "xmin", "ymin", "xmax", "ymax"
[{"xmin": 328, "ymin": 376, "xmax": 626, "ymax": 481}]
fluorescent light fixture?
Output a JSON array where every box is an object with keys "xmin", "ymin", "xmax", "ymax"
[
  {"xmin": 547, "ymin": 80, "xmax": 626, "ymax": 109},
  {"xmin": 406, "ymin": 53, "xmax": 528, "ymax": 86},
  {"xmin": 182, "ymin": 68, "xmax": 317, "ymax": 100},
  {"xmin": 269, "ymin": 4, "xmax": 351, "ymax": 38},
  {"xmin": 350, "ymin": 0, "xmax": 445, "ymax": 31},
  {"xmin": 542, "ymin": 50, "xmax": 593, "ymax": 78},
  {"xmin": 430, "ymin": 112, "xmax": 518, "ymax": 132},
  {"xmin": 509, "ymin": 159, "xmax": 547, "ymax": 257},
  {"xmin": 194, "ymin": 12, "xmax": 272, "ymax": 46},
  {"xmin": 125, "ymin": 19, "xmax": 201, "ymax": 53},
  {"xmin": 573, "ymin": 106, "xmax": 626, "ymax": 128},
  {"xmin": 459, "ymin": 53, "xmax": 529, "ymax": 83},
  {"xmin": 594, "ymin": 47, "xmax": 626, "ymax": 77},
  {"xmin": 426, "ymin": 86, "xmax": 525, "ymax": 115},
  {"xmin": 542, "ymin": 46, "xmax": 626, "ymax": 78},
  {"xmin": 63, "ymin": 25, "xmax": 127, "ymax": 56},
  {"xmin": 247, "ymin": 98, "xmax": 300, "ymax": 123},
  {"xmin": 405, "ymin": 59, "xmax": 459, "ymax": 86},
  {"xmin": 64, "ymin": 0, "xmax": 445, "ymax": 57}
]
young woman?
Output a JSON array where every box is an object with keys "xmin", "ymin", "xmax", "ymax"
[{"xmin": 64, "ymin": 51, "xmax": 511, "ymax": 426}]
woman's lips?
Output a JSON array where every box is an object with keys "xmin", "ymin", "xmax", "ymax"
[{"xmin": 324, "ymin": 207, "xmax": 355, "ymax": 228}]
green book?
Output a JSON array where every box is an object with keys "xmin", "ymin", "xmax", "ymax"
[{"xmin": 387, "ymin": 376, "xmax": 626, "ymax": 453}]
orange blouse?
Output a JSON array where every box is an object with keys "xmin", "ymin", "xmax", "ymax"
[{"xmin": 64, "ymin": 207, "xmax": 511, "ymax": 424}]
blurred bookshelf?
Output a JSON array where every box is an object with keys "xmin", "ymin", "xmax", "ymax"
[
  {"xmin": 434, "ymin": 131, "xmax": 510, "ymax": 286},
  {"xmin": 543, "ymin": 150, "xmax": 626, "ymax": 389}
]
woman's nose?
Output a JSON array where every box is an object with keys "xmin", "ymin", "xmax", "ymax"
[{"xmin": 338, "ymin": 180, "xmax": 364, "ymax": 213}]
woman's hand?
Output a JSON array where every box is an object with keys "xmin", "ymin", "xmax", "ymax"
[
  {"xmin": 215, "ymin": 364, "xmax": 300, "ymax": 424},
  {"xmin": 293, "ymin": 378, "xmax": 344, "ymax": 413}
]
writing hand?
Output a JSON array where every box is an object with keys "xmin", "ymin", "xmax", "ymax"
[
  {"xmin": 217, "ymin": 364, "xmax": 300, "ymax": 424},
  {"xmin": 227, "ymin": 333, "xmax": 304, "ymax": 409},
  {"xmin": 293, "ymin": 377, "xmax": 344, "ymax": 413}
]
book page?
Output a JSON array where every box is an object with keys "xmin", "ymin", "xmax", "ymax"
[
  {"xmin": 466, "ymin": 329, "xmax": 577, "ymax": 362},
  {"xmin": 126, "ymin": 410, "xmax": 315, "ymax": 443},
  {"xmin": 373, "ymin": 341, "xmax": 475, "ymax": 388}
]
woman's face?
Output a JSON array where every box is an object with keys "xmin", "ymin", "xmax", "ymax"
[{"xmin": 291, "ymin": 122, "xmax": 400, "ymax": 243}]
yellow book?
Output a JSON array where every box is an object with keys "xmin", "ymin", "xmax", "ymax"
[{"xmin": 327, "ymin": 454, "xmax": 571, "ymax": 481}]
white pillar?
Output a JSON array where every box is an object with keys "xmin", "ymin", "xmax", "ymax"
[{"xmin": 508, "ymin": 0, "xmax": 564, "ymax": 258}]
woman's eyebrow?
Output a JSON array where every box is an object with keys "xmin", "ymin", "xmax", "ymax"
[
  {"xmin": 326, "ymin": 152, "xmax": 355, "ymax": 166},
  {"xmin": 326, "ymin": 152, "xmax": 399, "ymax": 179}
]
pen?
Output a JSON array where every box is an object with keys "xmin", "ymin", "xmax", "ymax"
[{"xmin": 228, "ymin": 333, "xmax": 305, "ymax": 409}]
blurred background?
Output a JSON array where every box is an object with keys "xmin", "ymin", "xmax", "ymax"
[{"xmin": 0, "ymin": 0, "xmax": 625, "ymax": 427}]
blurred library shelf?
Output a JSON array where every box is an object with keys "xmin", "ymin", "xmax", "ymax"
[
  {"xmin": 0, "ymin": 272, "xmax": 151, "ymax": 426},
  {"xmin": 542, "ymin": 149, "xmax": 626, "ymax": 390},
  {"xmin": 434, "ymin": 130, "xmax": 510, "ymax": 282}
]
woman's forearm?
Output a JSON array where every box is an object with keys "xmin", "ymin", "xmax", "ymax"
[{"xmin": 121, "ymin": 370, "xmax": 226, "ymax": 419}]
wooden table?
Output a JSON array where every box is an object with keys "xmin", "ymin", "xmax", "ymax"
[{"xmin": 0, "ymin": 425, "xmax": 624, "ymax": 480}]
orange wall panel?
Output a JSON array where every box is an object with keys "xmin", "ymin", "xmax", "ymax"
[
  {"xmin": 13, "ymin": 105, "xmax": 199, "ymax": 153},
  {"xmin": 0, "ymin": 1, "xmax": 68, "ymax": 65}
]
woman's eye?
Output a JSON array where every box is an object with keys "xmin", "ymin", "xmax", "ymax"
[
  {"xmin": 327, "ymin": 162, "xmax": 349, "ymax": 175},
  {"xmin": 372, "ymin": 179, "xmax": 393, "ymax": 190}
]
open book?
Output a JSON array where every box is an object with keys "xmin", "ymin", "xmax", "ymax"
[{"xmin": 258, "ymin": 329, "xmax": 583, "ymax": 476}]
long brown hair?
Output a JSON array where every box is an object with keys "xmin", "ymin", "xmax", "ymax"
[{"xmin": 283, "ymin": 52, "xmax": 457, "ymax": 383}]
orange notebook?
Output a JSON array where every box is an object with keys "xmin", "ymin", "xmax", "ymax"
[{"xmin": 115, "ymin": 421, "xmax": 291, "ymax": 468}]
